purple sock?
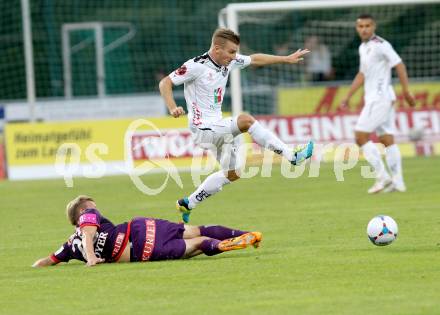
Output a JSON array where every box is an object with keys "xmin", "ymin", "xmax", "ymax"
[
  {"xmin": 199, "ymin": 225, "xmax": 247, "ymax": 240},
  {"xmin": 200, "ymin": 239, "xmax": 222, "ymax": 256}
]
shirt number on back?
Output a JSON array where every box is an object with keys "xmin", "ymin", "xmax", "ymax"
[{"xmin": 72, "ymin": 238, "xmax": 86, "ymax": 260}]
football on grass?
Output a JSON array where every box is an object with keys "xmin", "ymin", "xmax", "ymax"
[{"xmin": 367, "ymin": 215, "xmax": 398, "ymax": 246}]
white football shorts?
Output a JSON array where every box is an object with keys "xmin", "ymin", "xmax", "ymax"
[
  {"xmin": 192, "ymin": 117, "xmax": 241, "ymax": 171},
  {"xmin": 355, "ymin": 100, "xmax": 396, "ymax": 136}
]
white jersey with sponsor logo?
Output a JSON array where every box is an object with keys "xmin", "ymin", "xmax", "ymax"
[
  {"xmin": 169, "ymin": 53, "xmax": 251, "ymax": 131},
  {"xmin": 359, "ymin": 35, "xmax": 402, "ymax": 104}
]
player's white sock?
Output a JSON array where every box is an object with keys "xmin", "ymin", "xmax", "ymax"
[
  {"xmin": 188, "ymin": 171, "xmax": 231, "ymax": 209},
  {"xmin": 385, "ymin": 144, "xmax": 404, "ymax": 185},
  {"xmin": 248, "ymin": 121, "xmax": 294, "ymax": 161},
  {"xmin": 361, "ymin": 141, "xmax": 390, "ymax": 180}
]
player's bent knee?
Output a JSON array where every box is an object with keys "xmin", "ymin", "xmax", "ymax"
[
  {"xmin": 237, "ymin": 114, "xmax": 255, "ymax": 132},
  {"xmin": 183, "ymin": 225, "xmax": 201, "ymax": 238},
  {"xmin": 379, "ymin": 135, "xmax": 395, "ymax": 147},
  {"xmin": 183, "ymin": 236, "xmax": 211, "ymax": 258}
]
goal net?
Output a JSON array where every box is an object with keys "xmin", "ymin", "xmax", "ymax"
[{"xmin": 219, "ymin": 0, "xmax": 440, "ymax": 115}]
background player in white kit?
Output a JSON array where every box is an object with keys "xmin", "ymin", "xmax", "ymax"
[
  {"xmin": 340, "ymin": 14, "xmax": 415, "ymax": 194},
  {"xmin": 159, "ymin": 28, "xmax": 314, "ymax": 222}
]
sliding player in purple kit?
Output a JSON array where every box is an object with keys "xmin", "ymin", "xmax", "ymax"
[{"xmin": 32, "ymin": 195, "xmax": 262, "ymax": 267}]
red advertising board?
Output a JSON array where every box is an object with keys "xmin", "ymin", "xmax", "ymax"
[{"xmin": 256, "ymin": 109, "xmax": 440, "ymax": 144}]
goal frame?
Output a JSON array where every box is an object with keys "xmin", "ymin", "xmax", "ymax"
[{"xmin": 62, "ymin": 22, "xmax": 136, "ymax": 99}]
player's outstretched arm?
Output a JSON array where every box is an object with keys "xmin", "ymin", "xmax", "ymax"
[
  {"xmin": 395, "ymin": 62, "xmax": 415, "ymax": 107},
  {"xmin": 159, "ymin": 76, "xmax": 186, "ymax": 118},
  {"xmin": 250, "ymin": 48, "xmax": 310, "ymax": 67},
  {"xmin": 32, "ymin": 256, "xmax": 57, "ymax": 268}
]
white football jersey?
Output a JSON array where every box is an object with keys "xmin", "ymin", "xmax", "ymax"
[
  {"xmin": 359, "ymin": 35, "xmax": 402, "ymax": 104},
  {"xmin": 169, "ymin": 52, "xmax": 251, "ymax": 131}
]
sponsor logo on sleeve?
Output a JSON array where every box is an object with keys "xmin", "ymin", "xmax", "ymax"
[
  {"xmin": 235, "ymin": 58, "xmax": 244, "ymax": 65},
  {"xmin": 176, "ymin": 65, "xmax": 187, "ymax": 76},
  {"xmin": 79, "ymin": 213, "xmax": 98, "ymax": 225}
]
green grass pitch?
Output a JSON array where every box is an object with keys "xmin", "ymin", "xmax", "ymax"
[{"xmin": 0, "ymin": 157, "xmax": 439, "ymax": 315}]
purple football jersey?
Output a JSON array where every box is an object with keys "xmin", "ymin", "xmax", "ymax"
[{"xmin": 51, "ymin": 209, "xmax": 129, "ymax": 264}]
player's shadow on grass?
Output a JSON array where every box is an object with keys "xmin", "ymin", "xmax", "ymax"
[
  {"xmin": 351, "ymin": 246, "xmax": 437, "ymax": 253},
  {"xmin": 188, "ymin": 247, "xmax": 284, "ymax": 262},
  {"xmin": 37, "ymin": 252, "xmax": 264, "ymax": 269}
]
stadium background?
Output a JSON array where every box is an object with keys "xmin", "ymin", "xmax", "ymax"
[
  {"xmin": 1, "ymin": 0, "xmax": 439, "ymax": 180},
  {"xmin": 1, "ymin": 1, "xmax": 439, "ymax": 103}
]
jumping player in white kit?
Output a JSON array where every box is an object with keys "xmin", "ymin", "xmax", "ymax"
[
  {"xmin": 340, "ymin": 14, "xmax": 415, "ymax": 194},
  {"xmin": 159, "ymin": 28, "xmax": 314, "ymax": 222}
]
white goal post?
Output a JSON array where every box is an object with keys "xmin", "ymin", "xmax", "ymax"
[
  {"xmin": 62, "ymin": 22, "xmax": 136, "ymax": 99},
  {"xmin": 218, "ymin": 0, "xmax": 440, "ymax": 116}
]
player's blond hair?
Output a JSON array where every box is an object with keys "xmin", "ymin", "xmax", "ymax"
[
  {"xmin": 66, "ymin": 195, "xmax": 95, "ymax": 225},
  {"xmin": 212, "ymin": 28, "xmax": 240, "ymax": 46}
]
